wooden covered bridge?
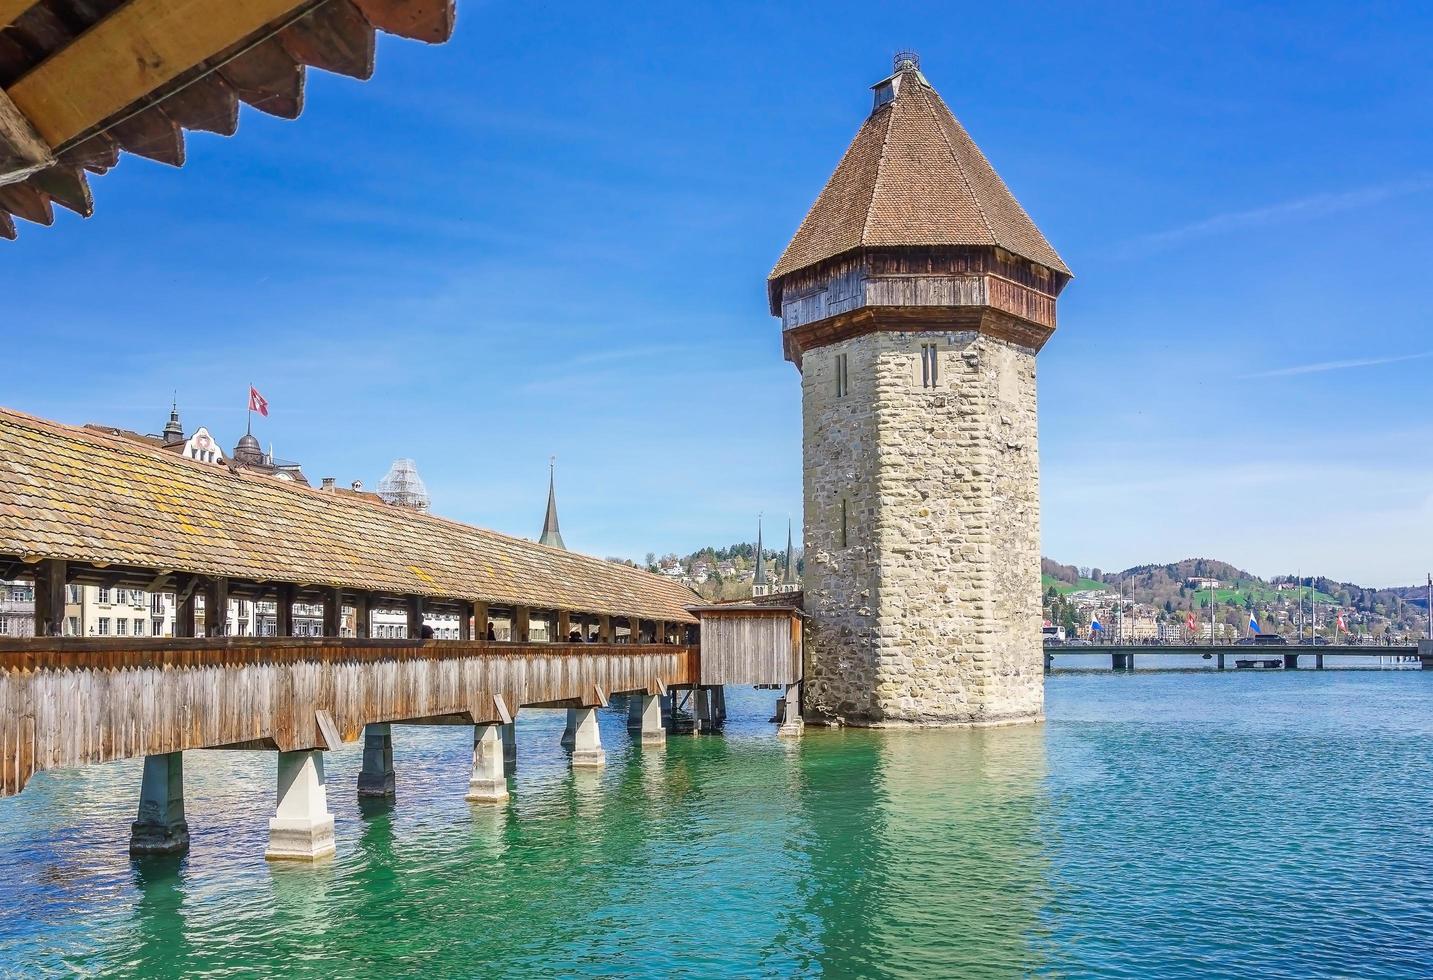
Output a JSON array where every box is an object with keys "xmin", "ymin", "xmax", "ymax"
[{"xmin": 0, "ymin": 407, "xmax": 803, "ymax": 860}]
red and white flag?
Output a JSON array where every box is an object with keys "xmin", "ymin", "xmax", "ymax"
[
  {"xmin": 248, "ymin": 386, "xmax": 269, "ymax": 417},
  {"xmin": 1186, "ymin": 610, "xmax": 1197, "ymax": 633},
  {"xmin": 1336, "ymin": 612, "xmax": 1349, "ymax": 634}
]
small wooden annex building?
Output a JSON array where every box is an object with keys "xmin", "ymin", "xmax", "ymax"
[{"xmin": 688, "ymin": 595, "xmax": 804, "ymax": 689}]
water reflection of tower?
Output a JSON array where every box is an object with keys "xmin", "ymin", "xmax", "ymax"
[{"xmin": 794, "ymin": 727, "xmax": 1051, "ymax": 976}]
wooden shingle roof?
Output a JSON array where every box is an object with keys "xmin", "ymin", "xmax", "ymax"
[
  {"xmin": 769, "ymin": 63, "xmax": 1069, "ymax": 281},
  {"xmin": 0, "ymin": 406, "xmax": 700, "ymax": 623}
]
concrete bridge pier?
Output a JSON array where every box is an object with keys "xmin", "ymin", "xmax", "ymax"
[
  {"xmin": 626, "ymin": 694, "xmax": 643, "ymax": 733},
  {"xmin": 1316, "ymin": 653, "xmax": 1325, "ymax": 669},
  {"xmin": 501, "ymin": 722, "xmax": 517, "ymax": 771},
  {"xmin": 129, "ymin": 752, "xmax": 190, "ymax": 856},
  {"xmin": 560, "ymin": 708, "xmax": 578, "ymax": 749},
  {"xmin": 1283, "ymin": 653, "xmax": 1299, "ymax": 670},
  {"xmin": 637, "ymin": 694, "xmax": 665, "ymax": 747},
  {"xmin": 711, "ymin": 686, "xmax": 727, "ymax": 727},
  {"xmin": 570, "ymin": 707, "xmax": 606, "ymax": 768},
  {"xmin": 1112, "ymin": 652, "xmax": 1134, "ymax": 671},
  {"xmin": 692, "ymin": 687, "xmax": 712, "ymax": 734},
  {"xmin": 265, "ymin": 750, "xmax": 336, "ymax": 862},
  {"xmin": 356, "ymin": 723, "xmax": 396, "ymax": 798},
  {"xmin": 1421, "ymin": 639, "xmax": 1433, "ymax": 669},
  {"xmin": 1043, "ymin": 651, "xmax": 1053, "ymax": 673},
  {"xmin": 1217, "ymin": 653, "xmax": 1225, "ymax": 670},
  {"xmin": 777, "ymin": 682, "xmax": 804, "ymax": 739},
  {"xmin": 465, "ymin": 723, "xmax": 509, "ymax": 804}
]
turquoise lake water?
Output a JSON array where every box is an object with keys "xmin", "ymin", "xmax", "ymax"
[{"xmin": 2, "ymin": 669, "xmax": 1431, "ymax": 977}]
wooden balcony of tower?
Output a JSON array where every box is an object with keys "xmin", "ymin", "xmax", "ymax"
[{"xmin": 0, "ymin": 408, "xmax": 806, "ymax": 862}]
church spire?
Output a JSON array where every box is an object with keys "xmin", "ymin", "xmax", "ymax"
[
  {"xmin": 752, "ymin": 515, "xmax": 769, "ymax": 596},
  {"xmin": 782, "ymin": 519, "xmax": 798, "ymax": 587},
  {"xmin": 161, "ymin": 395, "xmax": 184, "ymax": 445},
  {"xmin": 539, "ymin": 457, "xmax": 566, "ymax": 550}
]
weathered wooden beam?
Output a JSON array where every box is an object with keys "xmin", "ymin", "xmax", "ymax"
[
  {"xmin": 350, "ymin": 0, "xmax": 454, "ymax": 44},
  {"xmin": 0, "ymin": 87, "xmax": 53, "ymax": 185},
  {"xmin": 108, "ymin": 105, "xmax": 184, "ymax": 166},
  {"xmin": 322, "ymin": 586, "xmax": 341, "ymax": 636},
  {"xmin": 5, "ymin": 0, "xmax": 312, "ymax": 147},
  {"xmin": 0, "ymin": 1, "xmax": 39, "ymax": 30},
  {"xmin": 175, "ymin": 578, "xmax": 197, "ymax": 638},
  {"xmin": 31, "ymin": 558, "xmax": 65, "ymax": 636},
  {"xmin": 351, "ymin": 591, "xmax": 371, "ymax": 638},
  {"xmin": 276, "ymin": 583, "xmax": 295, "ymax": 636},
  {"xmin": 474, "ymin": 600, "xmax": 489, "ymax": 640},
  {"xmin": 278, "ymin": 0, "xmax": 373, "ymax": 80},
  {"xmin": 217, "ymin": 35, "xmax": 304, "ymax": 119},
  {"xmin": 557, "ymin": 609, "xmax": 571, "ymax": 642},
  {"xmin": 202, "ymin": 576, "xmax": 228, "ymax": 636},
  {"xmin": 31, "ymin": 165, "xmax": 91, "ymax": 216},
  {"xmin": 0, "ymin": 180, "xmax": 51, "ymax": 223},
  {"xmin": 406, "ymin": 595, "xmax": 424, "ymax": 637},
  {"xmin": 159, "ymin": 74, "xmax": 239, "ymax": 136}
]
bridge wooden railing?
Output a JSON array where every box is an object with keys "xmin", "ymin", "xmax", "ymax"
[{"xmin": 0, "ymin": 637, "xmax": 698, "ymax": 797}]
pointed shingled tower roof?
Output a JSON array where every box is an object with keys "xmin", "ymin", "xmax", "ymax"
[
  {"xmin": 769, "ymin": 55, "xmax": 1069, "ymax": 283},
  {"xmin": 782, "ymin": 520, "xmax": 798, "ymax": 586},
  {"xmin": 539, "ymin": 457, "xmax": 566, "ymax": 550},
  {"xmin": 753, "ymin": 517, "xmax": 767, "ymax": 587}
]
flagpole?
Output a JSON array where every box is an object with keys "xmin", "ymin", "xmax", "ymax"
[{"xmin": 246, "ymin": 382, "xmax": 252, "ymax": 437}]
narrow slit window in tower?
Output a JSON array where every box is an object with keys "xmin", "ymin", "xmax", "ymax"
[
  {"xmin": 835, "ymin": 353, "xmax": 850, "ymax": 397},
  {"xmin": 920, "ymin": 343, "xmax": 939, "ymax": 388},
  {"xmin": 840, "ymin": 498, "xmax": 849, "ymax": 548}
]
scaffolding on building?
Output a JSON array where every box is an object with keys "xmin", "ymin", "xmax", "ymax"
[{"xmin": 376, "ymin": 459, "xmax": 431, "ymax": 512}]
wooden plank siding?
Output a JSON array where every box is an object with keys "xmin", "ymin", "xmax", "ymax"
[
  {"xmin": 0, "ymin": 638, "xmax": 697, "ymax": 797},
  {"xmin": 696, "ymin": 611, "xmax": 801, "ymax": 687}
]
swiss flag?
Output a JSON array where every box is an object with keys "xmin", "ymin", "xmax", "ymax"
[
  {"xmin": 1186, "ymin": 611, "xmax": 1197, "ymax": 632},
  {"xmin": 248, "ymin": 386, "xmax": 269, "ymax": 417}
]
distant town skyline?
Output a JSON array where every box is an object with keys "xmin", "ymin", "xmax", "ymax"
[{"xmin": 6, "ymin": 0, "xmax": 1431, "ymax": 586}]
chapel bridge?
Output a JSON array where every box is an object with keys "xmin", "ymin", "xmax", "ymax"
[{"xmin": 0, "ymin": 408, "xmax": 803, "ymax": 860}]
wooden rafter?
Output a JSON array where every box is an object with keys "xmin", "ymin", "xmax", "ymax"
[
  {"xmin": 0, "ymin": 0, "xmax": 460, "ymax": 236},
  {"xmin": 7, "ymin": 0, "xmax": 313, "ymax": 148}
]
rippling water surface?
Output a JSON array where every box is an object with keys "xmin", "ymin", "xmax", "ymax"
[{"xmin": 2, "ymin": 671, "xmax": 1432, "ymax": 977}]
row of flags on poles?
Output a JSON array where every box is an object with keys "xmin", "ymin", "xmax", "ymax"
[{"xmin": 1084, "ymin": 608, "xmax": 1351, "ymax": 637}]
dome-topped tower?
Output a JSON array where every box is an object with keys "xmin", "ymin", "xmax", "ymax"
[
  {"xmin": 772, "ymin": 56, "xmax": 1071, "ymax": 728},
  {"xmin": 232, "ymin": 432, "xmax": 263, "ymax": 466}
]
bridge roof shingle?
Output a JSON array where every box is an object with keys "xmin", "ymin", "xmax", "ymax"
[{"xmin": 0, "ymin": 407, "xmax": 699, "ymax": 623}]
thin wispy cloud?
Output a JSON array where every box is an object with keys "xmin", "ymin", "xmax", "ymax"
[
  {"xmin": 1239, "ymin": 350, "xmax": 1433, "ymax": 379},
  {"xmin": 1133, "ymin": 176, "xmax": 1433, "ymax": 252}
]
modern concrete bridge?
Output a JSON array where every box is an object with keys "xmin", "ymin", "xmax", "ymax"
[{"xmin": 1047, "ymin": 643, "xmax": 1428, "ymax": 672}]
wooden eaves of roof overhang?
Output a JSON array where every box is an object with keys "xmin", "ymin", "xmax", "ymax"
[
  {"xmin": 0, "ymin": 406, "xmax": 701, "ymax": 625},
  {"xmin": 0, "ymin": 0, "xmax": 457, "ymax": 240}
]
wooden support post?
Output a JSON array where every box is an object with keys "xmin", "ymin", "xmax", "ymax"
[
  {"xmin": 475, "ymin": 601, "xmax": 489, "ymax": 641},
  {"xmin": 457, "ymin": 601, "xmax": 473, "ymax": 641},
  {"xmin": 629, "ymin": 617, "xmax": 642, "ymax": 644},
  {"xmin": 175, "ymin": 576, "xmax": 198, "ymax": 638},
  {"xmin": 202, "ymin": 576, "xmax": 229, "ymax": 636},
  {"xmin": 557, "ymin": 610, "xmax": 571, "ymax": 642},
  {"xmin": 322, "ymin": 587, "xmax": 342, "ymax": 637},
  {"xmin": 31, "ymin": 558, "xmax": 66, "ymax": 637},
  {"xmin": 514, "ymin": 606, "xmax": 530, "ymax": 643},
  {"xmin": 598, "ymin": 614, "xmax": 612, "ymax": 643},
  {"xmin": 655, "ymin": 619, "xmax": 667, "ymax": 644},
  {"xmin": 407, "ymin": 596, "xmax": 424, "ymax": 639},
  {"xmin": 276, "ymin": 583, "xmax": 295, "ymax": 637},
  {"xmin": 352, "ymin": 592, "xmax": 372, "ymax": 639}
]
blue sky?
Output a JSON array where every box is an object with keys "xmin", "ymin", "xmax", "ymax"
[{"xmin": 6, "ymin": 0, "xmax": 1432, "ymax": 586}]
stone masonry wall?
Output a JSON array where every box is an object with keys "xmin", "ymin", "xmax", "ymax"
[{"xmin": 802, "ymin": 329, "xmax": 1044, "ymax": 726}]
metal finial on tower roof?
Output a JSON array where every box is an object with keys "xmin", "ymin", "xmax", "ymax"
[{"xmin": 893, "ymin": 49, "xmax": 920, "ymax": 72}]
